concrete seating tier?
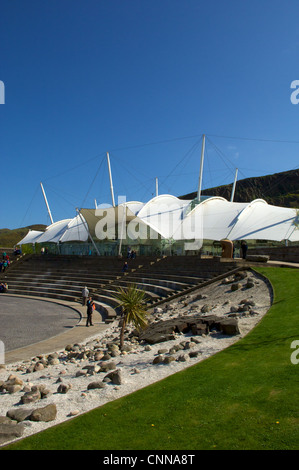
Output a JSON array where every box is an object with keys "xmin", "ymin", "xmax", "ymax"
[{"xmin": 0, "ymin": 254, "xmax": 240, "ymax": 323}]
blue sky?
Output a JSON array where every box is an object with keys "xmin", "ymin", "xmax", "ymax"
[{"xmin": 1, "ymin": 0, "xmax": 299, "ymax": 229}]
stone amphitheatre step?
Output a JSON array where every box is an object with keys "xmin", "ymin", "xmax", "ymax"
[
  {"xmin": 1, "ymin": 254, "xmax": 243, "ymax": 326},
  {"xmin": 97, "ymin": 284, "xmax": 162, "ymax": 303},
  {"xmin": 105, "ymin": 279, "xmax": 175, "ymax": 298},
  {"xmin": 6, "ymin": 288, "xmax": 78, "ymax": 303},
  {"xmin": 123, "ymin": 273, "xmax": 201, "ymax": 288}
]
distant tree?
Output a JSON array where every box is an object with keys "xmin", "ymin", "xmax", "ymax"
[{"xmin": 113, "ymin": 284, "xmax": 148, "ymax": 350}]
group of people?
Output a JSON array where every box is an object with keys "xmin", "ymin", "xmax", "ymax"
[
  {"xmin": 127, "ymin": 248, "xmax": 137, "ymax": 259},
  {"xmin": 82, "ymin": 286, "xmax": 96, "ymax": 327},
  {"xmin": 1, "ymin": 252, "xmax": 10, "ymax": 272},
  {"xmin": 0, "ymin": 282, "xmax": 8, "ymax": 293}
]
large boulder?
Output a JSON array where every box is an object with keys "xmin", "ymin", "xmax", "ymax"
[
  {"xmin": 6, "ymin": 408, "xmax": 34, "ymax": 423},
  {"xmin": 139, "ymin": 313, "xmax": 241, "ymax": 344},
  {"xmin": 218, "ymin": 318, "xmax": 240, "ymax": 336},
  {"xmin": 104, "ymin": 369, "xmax": 123, "ymax": 385},
  {"xmin": 0, "ymin": 423, "xmax": 25, "ymax": 445},
  {"xmin": 29, "ymin": 404, "xmax": 57, "ymax": 422}
]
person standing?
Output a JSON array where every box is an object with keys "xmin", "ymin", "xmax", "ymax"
[
  {"xmin": 82, "ymin": 286, "xmax": 89, "ymax": 306},
  {"xmin": 241, "ymin": 240, "xmax": 248, "ymax": 259},
  {"xmin": 86, "ymin": 297, "xmax": 95, "ymax": 327}
]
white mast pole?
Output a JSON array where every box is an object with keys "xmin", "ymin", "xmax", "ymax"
[
  {"xmin": 155, "ymin": 177, "xmax": 159, "ymax": 197},
  {"xmin": 230, "ymin": 168, "xmax": 238, "ymax": 202},
  {"xmin": 40, "ymin": 182, "xmax": 54, "ymax": 224},
  {"xmin": 197, "ymin": 134, "xmax": 205, "ymax": 201},
  {"xmin": 107, "ymin": 152, "xmax": 115, "ymax": 208}
]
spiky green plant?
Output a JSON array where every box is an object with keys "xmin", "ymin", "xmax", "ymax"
[{"xmin": 113, "ymin": 284, "xmax": 148, "ymax": 350}]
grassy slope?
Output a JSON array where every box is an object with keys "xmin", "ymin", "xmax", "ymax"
[
  {"xmin": 3, "ymin": 267, "xmax": 299, "ymax": 450},
  {"xmin": 0, "ymin": 225, "xmax": 46, "ymax": 248}
]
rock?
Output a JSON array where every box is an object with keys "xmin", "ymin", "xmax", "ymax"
[
  {"xmin": 201, "ymin": 304, "xmax": 211, "ymax": 313},
  {"xmin": 163, "ymin": 356, "xmax": 175, "ymax": 364},
  {"xmin": 5, "ymin": 384, "xmax": 23, "ymax": 394},
  {"xmin": 219, "ymin": 318, "xmax": 240, "ymax": 336},
  {"xmin": 153, "ymin": 355, "xmax": 164, "ymax": 365},
  {"xmin": 48, "ymin": 358, "xmax": 60, "ymax": 366},
  {"xmin": 87, "ymin": 381, "xmax": 106, "ymax": 390},
  {"xmin": 0, "ymin": 423, "xmax": 25, "ymax": 445},
  {"xmin": 33, "ymin": 362, "xmax": 44, "ymax": 372},
  {"xmin": 68, "ymin": 410, "xmax": 80, "ymax": 416},
  {"xmin": 177, "ymin": 354, "xmax": 190, "ymax": 362},
  {"xmin": 82, "ymin": 365, "xmax": 100, "ymax": 375},
  {"xmin": 6, "ymin": 375, "xmax": 24, "ymax": 386},
  {"xmin": 99, "ymin": 361, "xmax": 117, "ymax": 372},
  {"xmin": 102, "ymin": 353, "xmax": 112, "ymax": 361},
  {"xmin": 0, "ymin": 416, "xmax": 17, "ymax": 425},
  {"xmin": 21, "ymin": 389, "xmax": 41, "ymax": 404},
  {"xmin": 75, "ymin": 370, "xmax": 88, "ymax": 378},
  {"xmin": 154, "ymin": 307, "xmax": 163, "ymax": 313},
  {"xmin": 231, "ymin": 283, "xmax": 241, "ymax": 291},
  {"xmin": 57, "ymin": 383, "xmax": 71, "ymax": 394},
  {"xmin": 31, "ymin": 384, "xmax": 51, "ymax": 399},
  {"xmin": 158, "ymin": 348, "xmax": 168, "ymax": 355},
  {"xmin": 6, "ymin": 408, "xmax": 34, "ymax": 423},
  {"xmin": 1, "ymin": 375, "xmax": 24, "ymax": 393},
  {"xmin": 184, "ymin": 341, "xmax": 196, "ymax": 350},
  {"xmin": 94, "ymin": 351, "xmax": 104, "ymax": 361},
  {"xmin": 191, "ymin": 323, "xmax": 208, "ymax": 335},
  {"xmin": 104, "ymin": 369, "xmax": 123, "ymax": 385},
  {"xmin": 240, "ymin": 299, "xmax": 256, "ymax": 306},
  {"xmin": 189, "ymin": 351, "xmax": 200, "ymax": 358},
  {"xmin": 234, "ymin": 271, "xmax": 247, "ymax": 281},
  {"xmin": 245, "ymin": 280, "xmax": 255, "ymax": 289},
  {"xmin": 29, "ymin": 404, "xmax": 57, "ymax": 422},
  {"xmin": 47, "ymin": 352, "xmax": 59, "ymax": 360}
]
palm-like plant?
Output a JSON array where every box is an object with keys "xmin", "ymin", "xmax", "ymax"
[{"xmin": 113, "ymin": 284, "xmax": 148, "ymax": 350}]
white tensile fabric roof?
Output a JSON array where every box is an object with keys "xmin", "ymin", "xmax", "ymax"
[
  {"xmin": 18, "ymin": 217, "xmax": 89, "ymax": 245},
  {"xmin": 17, "ymin": 230, "xmax": 45, "ymax": 245},
  {"xmin": 17, "ymin": 194, "xmax": 299, "ymax": 245}
]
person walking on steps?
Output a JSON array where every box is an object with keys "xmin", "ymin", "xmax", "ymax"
[
  {"xmin": 82, "ymin": 286, "xmax": 89, "ymax": 306},
  {"xmin": 86, "ymin": 296, "xmax": 95, "ymax": 327}
]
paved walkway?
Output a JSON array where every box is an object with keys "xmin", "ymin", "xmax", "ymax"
[{"xmin": 2, "ymin": 294, "xmax": 111, "ymax": 365}]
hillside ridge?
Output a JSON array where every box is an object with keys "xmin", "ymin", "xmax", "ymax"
[{"xmin": 181, "ymin": 168, "xmax": 299, "ymax": 208}]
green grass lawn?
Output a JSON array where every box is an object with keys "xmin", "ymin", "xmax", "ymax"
[{"xmin": 3, "ymin": 267, "xmax": 299, "ymax": 450}]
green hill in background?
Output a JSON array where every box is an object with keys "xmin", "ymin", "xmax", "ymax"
[
  {"xmin": 181, "ymin": 168, "xmax": 299, "ymax": 208},
  {"xmin": 0, "ymin": 225, "xmax": 46, "ymax": 248}
]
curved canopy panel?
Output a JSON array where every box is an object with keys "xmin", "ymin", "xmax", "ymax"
[
  {"xmin": 59, "ymin": 215, "xmax": 89, "ymax": 243},
  {"xmin": 18, "ymin": 230, "xmax": 45, "ymax": 245},
  {"xmin": 228, "ymin": 202, "xmax": 298, "ymax": 241},
  {"xmin": 136, "ymin": 194, "xmax": 190, "ymax": 239},
  {"xmin": 37, "ymin": 219, "xmax": 72, "ymax": 243},
  {"xmin": 201, "ymin": 198, "xmax": 247, "ymax": 241},
  {"xmin": 81, "ymin": 205, "xmax": 139, "ymax": 241}
]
